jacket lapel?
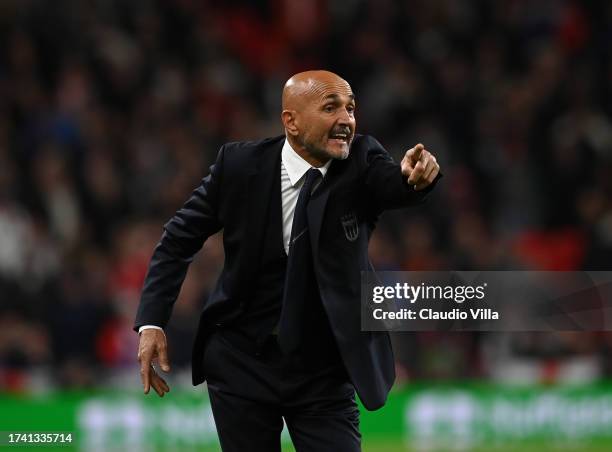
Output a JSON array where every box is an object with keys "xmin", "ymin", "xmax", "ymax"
[{"xmin": 243, "ymin": 139, "xmax": 283, "ymax": 270}]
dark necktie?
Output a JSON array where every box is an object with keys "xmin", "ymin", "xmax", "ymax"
[{"xmin": 278, "ymin": 168, "xmax": 322, "ymax": 354}]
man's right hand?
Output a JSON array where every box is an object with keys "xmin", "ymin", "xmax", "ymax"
[{"xmin": 137, "ymin": 328, "xmax": 171, "ymax": 397}]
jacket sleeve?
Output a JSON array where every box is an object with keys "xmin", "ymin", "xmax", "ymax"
[
  {"xmin": 134, "ymin": 145, "xmax": 225, "ymax": 331},
  {"xmin": 363, "ymin": 135, "xmax": 441, "ymax": 214}
]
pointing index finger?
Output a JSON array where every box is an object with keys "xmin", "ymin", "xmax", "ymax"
[{"xmin": 410, "ymin": 144, "xmax": 424, "ymax": 163}]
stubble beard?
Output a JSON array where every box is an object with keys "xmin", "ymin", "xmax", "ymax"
[{"xmin": 302, "ymin": 135, "xmax": 350, "ymax": 162}]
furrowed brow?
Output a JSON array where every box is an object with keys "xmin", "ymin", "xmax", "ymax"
[{"xmin": 323, "ymin": 93, "xmax": 355, "ymax": 103}]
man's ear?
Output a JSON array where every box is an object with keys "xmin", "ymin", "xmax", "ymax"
[{"xmin": 281, "ymin": 110, "xmax": 299, "ymax": 137}]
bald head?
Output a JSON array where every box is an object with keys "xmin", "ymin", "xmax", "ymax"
[
  {"xmin": 280, "ymin": 70, "xmax": 356, "ymax": 166},
  {"xmin": 282, "ymin": 70, "xmax": 352, "ymax": 111}
]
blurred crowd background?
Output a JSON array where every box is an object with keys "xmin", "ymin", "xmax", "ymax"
[{"xmin": 1, "ymin": 0, "xmax": 612, "ymax": 393}]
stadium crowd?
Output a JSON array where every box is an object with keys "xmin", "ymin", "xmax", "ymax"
[{"xmin": 1, "ymin": 0, "xmax": 612, "ymax": 392}]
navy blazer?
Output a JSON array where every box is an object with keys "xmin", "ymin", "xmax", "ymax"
[{"xmin": 135, "ymin": 134, "xmax": 440, "ymax": 410}]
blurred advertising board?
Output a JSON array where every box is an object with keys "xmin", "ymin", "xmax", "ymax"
[{"xmin": 2, "ymin": 384, "xmax": 612, "ymax": 450}]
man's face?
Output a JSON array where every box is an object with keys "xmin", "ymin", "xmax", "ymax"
[{"xmin": 296, "ymin": 82, "xmax": 356, "ymax": 161}]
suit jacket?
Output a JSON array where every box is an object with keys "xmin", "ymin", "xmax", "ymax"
[{"xmin": 135, "ymin": 134, "xmax": 440, "ymax": 410}]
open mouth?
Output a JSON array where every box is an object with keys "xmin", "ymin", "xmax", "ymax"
[{"xmin": 328, "ymin": 132, "xmax": 351, "ymax": 143}]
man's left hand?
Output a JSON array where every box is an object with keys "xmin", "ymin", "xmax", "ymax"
[{"xmin": 400, "ymin": 143, "xmax": 440, "ymax": 191}]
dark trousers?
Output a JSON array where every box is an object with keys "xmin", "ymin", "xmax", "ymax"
[{"xmin": 202, "ymin": 329, "xmax": 361, "ymax": 452}]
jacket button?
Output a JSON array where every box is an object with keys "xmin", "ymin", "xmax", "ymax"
[{"xmin": 215, "ymin": 322, "xmax": 224, "ymax": 328}]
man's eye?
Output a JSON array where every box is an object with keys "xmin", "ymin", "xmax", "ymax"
[
  {"xmin": 347, "ymin": 105, "xmax": 355, "ymax": 113},
  {"xmin": 324, "ymin": 105, "xmax": 334, "ymax": 112}
]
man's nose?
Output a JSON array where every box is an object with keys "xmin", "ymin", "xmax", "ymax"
[{"xmin": 337, "ymin": 108, "xmax": 354, "ymax": 126}]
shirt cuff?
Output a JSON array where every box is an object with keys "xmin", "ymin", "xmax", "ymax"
[{"xmin": 138, "ymin": 325, "xmax": 164, "ymax": 334}]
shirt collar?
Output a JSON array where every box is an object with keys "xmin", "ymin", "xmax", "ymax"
[{"xmin": 281, "ymin": 138, "xmax": 331, "ymax": 187}]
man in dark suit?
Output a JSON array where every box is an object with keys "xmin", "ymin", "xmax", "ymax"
[{"xmin": 135, "ymin": 70, "xmax": 440, "ymax": 451}]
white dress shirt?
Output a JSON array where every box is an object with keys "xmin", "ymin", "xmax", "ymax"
[
  {"xmin": 139, "ymin": 138, "xmax": 330, "ymax": 334},
  {"xmin": 280, "ymin": 138, "xmax": 330, "ymax": 254}
]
